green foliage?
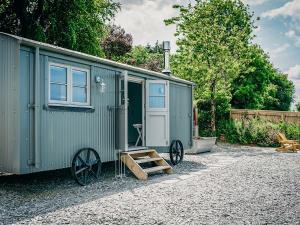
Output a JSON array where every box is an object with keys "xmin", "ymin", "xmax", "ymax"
[
  {"xmin": 231, "ymin": 45, "xmax": 271, "ymax": 109},
  {"xmin": 218, "ymin": 118, "xmax": 300, "ymax": 147},
  {"xmin": 102, "ymin": 25, "xmax": 133, "ymax": 60},
  {"xmin": 0, "ymin": 0, "xmax": 119, "ymax": 56},
  {"xmin": 261, "ymin": 72, "xmax": 295, "ymax": 111},
  {"xmin": 119, "ymin": 43, "xmax": 164, "ymax": 72},
  {"xmin": 166, "ymin": 0, "xmax": 255, "ymax": 133},
  {"xmin": 231, "ymin": 45, "xmax": 294, "ymax": 111},
  {"xmin": 198, "ymin": 94, "xmax": 231, "ymax": 137},
  {"xmin": 296, "ymin": 103, "xmax": 300, "ymax": 112}
]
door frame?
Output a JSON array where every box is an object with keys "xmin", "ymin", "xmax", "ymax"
[
  {"xmin": 128, "ymin": 76, "xmax": 145, "ymax": 147},
  {"xmin": 145, "ymin": 80, "xmax": 170, "ymax": 147}
]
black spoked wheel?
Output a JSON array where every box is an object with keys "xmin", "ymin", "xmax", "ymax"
[
  {"xmin": 169, "ymin": 140, "xmax": 184, "ymax": 165},
  {"xmin": 71, "ymin": 148, "xmax": 101, "ymax": 186}
]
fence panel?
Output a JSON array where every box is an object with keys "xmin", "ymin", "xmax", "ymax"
[{"xmin": 230, "ymin": 109, "xmax": 300, "ymax": 124}]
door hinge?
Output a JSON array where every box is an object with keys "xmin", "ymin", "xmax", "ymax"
[{"xmin": 27, "ymin": 104, "xmax": 35, "ymax": 109}]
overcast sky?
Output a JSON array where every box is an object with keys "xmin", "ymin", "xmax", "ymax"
[{"xmin": 114, "ymin": 0, "xmax": 300, "ymax": 107}]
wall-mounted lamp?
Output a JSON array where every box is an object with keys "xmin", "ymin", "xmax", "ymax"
[{"xmin": 95, "ymin": 76, "xmax": 106, "ymax": 93}]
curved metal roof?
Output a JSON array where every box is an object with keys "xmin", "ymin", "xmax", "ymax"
[{"xmin": 0, "ymin": 32, "xmax": 194, "ymax": 85}]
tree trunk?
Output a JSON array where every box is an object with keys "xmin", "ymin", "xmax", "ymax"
[{"xmin": 210, "ymin": 79, "xmax": 216, "ymax": 135}]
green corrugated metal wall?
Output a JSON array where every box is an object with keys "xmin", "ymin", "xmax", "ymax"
[
  {"xmin": 0, "ymin": 35, "xmax": 20, "ymax": 173},
  {"xmin": 1, "ymin": 35, "xmax": 192, "ymax": 174}
]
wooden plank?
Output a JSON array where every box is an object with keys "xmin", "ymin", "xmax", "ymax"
[
  {"xmin": 144, "ymin": 166, "xmax": 171, "ymax": 173},
  {"xmin": 122, "ymin": 149, "xmax": 155, "ymax": 155},
  {"xmin": 121, "ymin": 154, "xmax": 148, "ymax": 180},
  {"xmin": 149, "ymin": 151, "xmax": 173, "ymax": 174},
  {"xmin": 230, "ymin": 109, "xmax": 300, "ymax": 124},
  {"xmin": 135, "ymin": 157, "xmax": 163, "ymax": 164}
]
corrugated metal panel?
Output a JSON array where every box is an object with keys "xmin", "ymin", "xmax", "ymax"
[
  {"xmin": 0, "ymin": 32, "xmax": 194, "ymax": 86},
  {"xmin": 30, "ymin": 55, "xmax": 117, "ymax": 172},
  {"xmin": 0, "ymin": 32, "xmax": 194, "ymax": 174},
  {"xmin": 169, "ymin": 83, "xmax": 193, "ymax": 149},
  {"xmin": 19, "ymin": 49, "xmax": 34, "ymax": 173},
  {"xmin": 0, "ymin": 35, "xmax": 20, "ymax": 173}
]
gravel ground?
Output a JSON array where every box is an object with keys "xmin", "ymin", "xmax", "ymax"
[{"xmin": 0, "ymin": 144, "xmax": 299, "ymax": 225}]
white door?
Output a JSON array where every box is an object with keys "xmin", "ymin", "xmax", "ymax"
[
  {"xmin": 117, "ymin": 70, "xmax": 128, "ymax": 151},
  {"xmin": 146, "ymin": 80, "xmax": 169, "ymax": 146}
]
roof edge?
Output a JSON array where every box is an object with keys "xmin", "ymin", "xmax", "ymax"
[{"xmin": 0, "ymin": 32, "xmax": 194, "ymax": 86}]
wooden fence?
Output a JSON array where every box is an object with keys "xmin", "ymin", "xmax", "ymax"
[{"xmin": 230, "ymin": 109, "xmax": 300, "ymax": 124}]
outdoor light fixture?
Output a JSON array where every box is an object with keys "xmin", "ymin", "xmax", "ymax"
[{"xmin": 95, "ymin": 75, "xmax": 106, "ymax": 93}]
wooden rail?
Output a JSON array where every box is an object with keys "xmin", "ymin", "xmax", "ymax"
[{"xmin": 230, "ymin": 109, "xmax": 300, "ymax": 124}]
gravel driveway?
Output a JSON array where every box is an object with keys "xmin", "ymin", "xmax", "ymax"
[{"xmin": 0, "ymin": 144, "xmax": 299, "ymax": 225}]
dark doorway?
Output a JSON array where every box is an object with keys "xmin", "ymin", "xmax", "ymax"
[{"xmin": 128, "ymin": 81, "xmax": 143, "ymax": 147}]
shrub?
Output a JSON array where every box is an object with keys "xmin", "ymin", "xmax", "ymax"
[
  {"xmin": 218, "ymin": 118, "xmax": 300, "ymax": 147},
  {"xmin": 198, "ymin": 95, "xmax": 231, "ymax": 137}
]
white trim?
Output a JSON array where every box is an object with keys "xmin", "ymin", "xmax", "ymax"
[
  {"xmin": 47, "ymin": 103, "xmax": 94, "ymax": 109},
  {"xmin": 145, "ymin": 80, "xmax": 170, "ymax": 146},
  {"xmin": 48, "ymin": 62, "xmax": 90, "ymax": 107},
  {"xmin": 128, "ymin": 76, "xmax": 144, "ymax": 84},
  {"xmin": 146, "ymin": 80, "xmax": 168, "ymax": 112},
  {"xmin": 71, "ymin": 66, "xmax": 91, "ymax": 106},
  {"xmin": 128, "ymin": 76, "xmax": 145, "ymax": 147}
]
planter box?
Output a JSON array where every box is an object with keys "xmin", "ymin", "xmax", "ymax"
[{"xmin": 186, "ymin": 137, "xmax": 217, "ymax": 154}]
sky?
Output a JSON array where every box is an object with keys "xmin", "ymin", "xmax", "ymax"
[{"xmin": 114, "ymin": 0, "xmax": 300, "ymax": 108}]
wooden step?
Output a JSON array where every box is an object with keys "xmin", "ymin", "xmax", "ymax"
[
  {"xmin": 121, "ymin": 149, "xmax": 173, "ymax": 180},
  {"xmin": 144, "ymin": 165, "xmax": 172, "ymax": 173},
  {"xmin": 123, "ymin": 149, "xmax": 155, "ymax": 155},
  {"xmin": 135, "ymin": 157, "xmax": 163, "ymax": 164}
]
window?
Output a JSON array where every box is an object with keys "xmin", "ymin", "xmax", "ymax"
[
  {"xmin": 149, "ymin": 83, "xmax": 166, "ymax": 108},
  {"xmin": 49, "ymin": 63, "xmax": 90, "ymax": 106}
]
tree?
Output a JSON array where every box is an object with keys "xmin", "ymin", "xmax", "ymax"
[
  {"xmin": 296, "ymin": 103, "xmax": 300, "ymax": 112},
  {"xmin": 102, "ymin": 25, "xmax": 133, "ymax": 60},
  {"xmin": 0, "ymin": 0, "xmax": 119, "ymax": 56},
  {"xmin": 262, "ymin": 71, "xmax": 294, "ymax": 111},
  {"xmin": 231, "ymin": 45, "xmax": 294, "ymax": 111},
  {"xmin": 166, "ymin": 0, "xmax": 255, "ymax": 135},
  {"xmin": 119, "ymin": 43, "xmax": 164, "ymax": 72}
]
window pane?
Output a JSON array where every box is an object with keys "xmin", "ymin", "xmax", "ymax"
[
  {"xmin": 149, "ymin": 96, "xmax": 165, "ymax": 108},
  {"xmin": 72, "ymin": 70, "xmax": 87, "ymax": 86},
  {"xmin": 50, "ymin": 66, "xmax": 67, "ymax": 84},
  {"xmin": 73, "ymin": 87, "xmax": 87, "ymax": 103},
  {"xmin": 149, "ymin": 83, "xmax": 165, "ymax": 96},
  {"xmin": 50, "ymin": 84, "xmax": 67, "ymax": 101}
]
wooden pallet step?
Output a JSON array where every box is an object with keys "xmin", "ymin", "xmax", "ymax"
[
  {"xmin": 121, "ymin": 149, "xmax": 173, "ymax": 180},
  {"xmin": 135, "ymin": 157, "xmax": 163, "ymax": 164},
  {"xmin": 144, "ymin": 165, "xmax": 171, "ymax": 173},
  {"xmin": 122, "ymin": 149, "xmax": 155, "ymax": 155}
]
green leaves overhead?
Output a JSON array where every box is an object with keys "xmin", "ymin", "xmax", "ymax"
[
  {"xmin": 167, "ymin": 0, "xmax": 255, "ymax": 134},
  {"xmin": 0, "ymin": 0, "xmax": 119, "ymax": 56}
]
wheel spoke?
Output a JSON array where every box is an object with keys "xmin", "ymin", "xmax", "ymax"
[
  {"xmin": 86, "ymin": 149, "xmax": 91, "ymax": 164},
  {"xmin": 78, "ymin": 156, "xmax": 87, "ymax": 166},
  {"xmin": 90, "ymin": 159, "xmax": 99, "ymax": 166},
  {"xmin": 72, "ymin": 148, "xmax": 101, "ymax": 186},
  {"xmin": 76, "ymin": 166, "xmax": 89, "ymax": 175}
]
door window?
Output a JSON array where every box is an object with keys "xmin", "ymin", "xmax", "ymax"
[{"xmin": 149, "ymin": 83, "xmax": 166, "ymax": 108}]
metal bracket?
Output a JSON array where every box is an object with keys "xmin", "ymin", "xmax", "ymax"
[{"xmin": 27, "ymin": 104, "xmax": 35, "ymax": 109}]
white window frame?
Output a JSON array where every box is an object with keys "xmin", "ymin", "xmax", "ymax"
[
  {"xmin": 48, "ymin": 62, "xmax": 91, "ymax": 107},
  {"xmin": 146, "ymin": 80, "xmax": 168, "ymax": 112}
]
